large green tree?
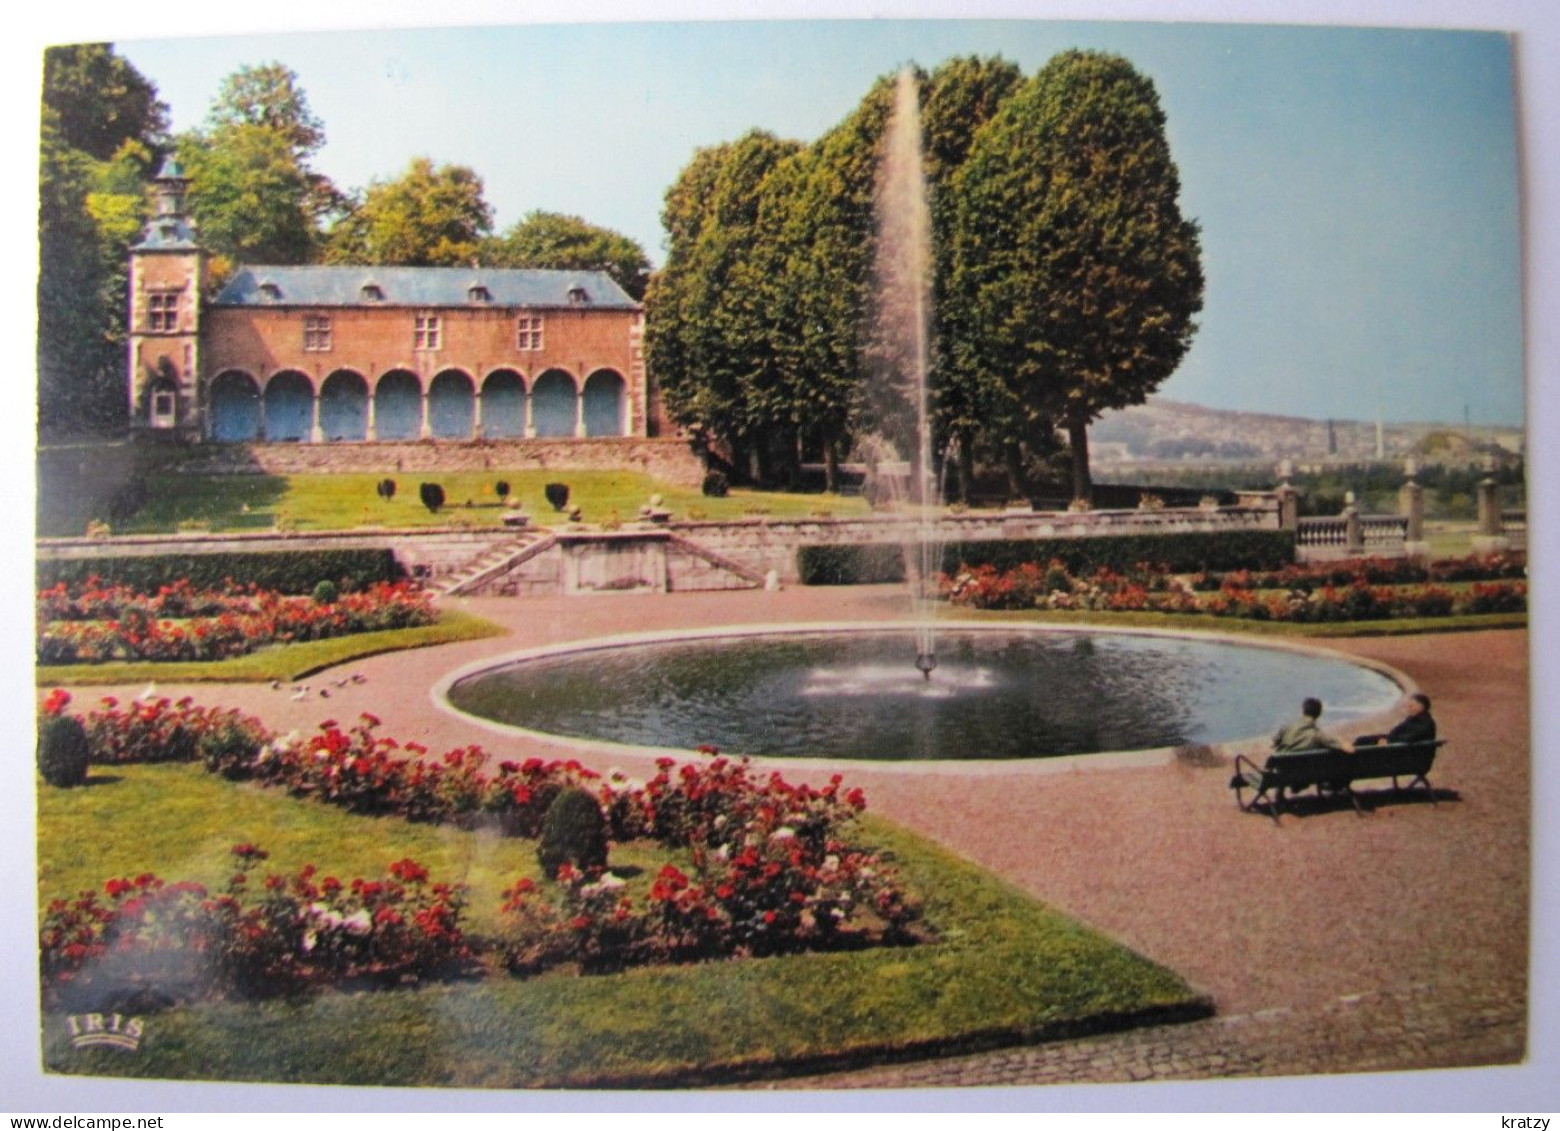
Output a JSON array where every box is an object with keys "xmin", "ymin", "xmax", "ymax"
[
  {"xmin": 484, "ymin": 211, "xmax": 651, "ymax": 300},
  {"xmin": 324, "ymin": 157, "xmax": 492, "ymax": 266},
  {"xmin": 919, "ymin": 56, "xmax": 1024, "ymax": 500},
  {"xmin": 177, "ymin": 62, "xmax": 337, "ymax": 272},
  {"xmin": 38, "ymin": 45, "xmax": 167, "ymax": 437},
  {"xmin": 948, "ymin": 50, "xmax": 1204, "ymax": 502},
  {"xmin": 644, "ymin": 130, "xmax": 801, "ymax": 476}
]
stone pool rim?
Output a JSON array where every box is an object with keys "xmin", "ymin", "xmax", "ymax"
[{"xmin": 430, "ymin": 621, "xmax": 1417, "ymax": 777}]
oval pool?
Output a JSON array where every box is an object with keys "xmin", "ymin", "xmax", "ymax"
[{"xmin": 441, "ymin": 626, "xmax": 1405, "ymax": 762}]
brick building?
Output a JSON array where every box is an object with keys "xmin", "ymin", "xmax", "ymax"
[{"xmin": 127, "ymin": 159, "xmax": 650, "ymax": 444}]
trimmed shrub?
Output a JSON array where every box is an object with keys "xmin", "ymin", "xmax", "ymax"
[
  {"xmin": 419, "ymin": 483, "xmax": 446, "ymax": 513},
  {"xmin": 376, "ymin": 478, "xmax": 397, "ymax": 501},
  {"xmin": 495, "ymin": 480, "xmax": 510, "ymax": 500},
  {"xmin": 38, "ymin": 714, "xmax": 90, "ymax": 788},
  {"xmin": 796, "ymin": 544, "xmax": 908, "ymax": 586},
  {"xmin": 311, "ymin": 579, "xmax": 338, "ymax": 605},
  {"xmin": 37, "ymin": 550, "xmax": 402, "ymax": 595},
  {"xmin": 942, "ymin": 530, "xmax": 1297, "ymax": 576},
  {"xmin": 537, "ymin": 787, "xmax": 609, "ymax": 879},
  {"xmin": 701, "ymin": 470, "xmax": 729, "ymax": 498},
  {"xmin": 544, "ymin": 482, "xmax": 571, "ymax": 512}
]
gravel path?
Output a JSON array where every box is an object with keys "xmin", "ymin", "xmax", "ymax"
[{"xmin": 64, "ymin": 587, "xmax": 1531, "ymax": 1087}]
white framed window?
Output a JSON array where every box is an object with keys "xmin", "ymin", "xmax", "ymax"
[
  {"xmin": 517, "ymin": 314, "xmax": 544, "ymax": 350},
  {"xmin": 303, "ymin": 315, "xmax": 333, "ymax": 352},
  {"xmin": 147, "ymin": 292, "xmax": 178, "ymax": 332},
  {"xmin": 414, "ymin": 313, "xmax": 442, "ymax": 350}
]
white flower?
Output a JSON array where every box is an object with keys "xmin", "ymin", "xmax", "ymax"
[
  {"xmin": 823, "ymin": 855, "xmax": 840, "ymax": 871},
  {"xmin": 713, "ymin": 844, "xmax": 729, "ymax": 862},
  {"xmin": 301, "ymin": 931, "xmax": 318, "ymax": 954},
  {"xmin": 342, "ymin": 909, "xmax": 373, "ymax": 936},
  {"xmin": 713, "ymin": 815, "xmax": 727, "ymax": 829},
  {"xmin": 770, "ymin": 827, "xmax": 796, "ymax": 842},
  {"xmin": 581, "ymin": 874, "xmax": 627, "ymax": 899}
]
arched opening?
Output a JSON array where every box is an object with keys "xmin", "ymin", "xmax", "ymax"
[
  {"xmin": 583, "ymin": 369, "xmax": 628, "ymax": 437},
  {"xmin": 319, "ymin": 370, "xmax": 369, "ymax": 441},
  {"xmin": 209, "ymin": 370, "xmax": 260, "ymax": 441},
  {"xmin": 429, "ymin": 369, "xmax": 476, "ymax": 440},
  {"xmin": 481, "ymin": 370, "xmax": 526, "ymax": 438},
  {"xmin": 263, "ymin": 371, "xmax": 314, "ymax": 442},
  {"xmin": 374, "ymin": 370, "xmax": 422, "ymax": 441},
  {"xmin": 531, "ymin": 369, "xmax": 578, "ymax": 438}
]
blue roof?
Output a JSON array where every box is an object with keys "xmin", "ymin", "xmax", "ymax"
[
  {"xmin": 132, "ymin": 216, "xmax": 201, "ymax": 252},
  {"xmin": 213, "ymin": 266, "xmax": 639, "ymax": 309}
]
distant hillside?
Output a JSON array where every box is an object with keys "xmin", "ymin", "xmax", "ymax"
[{"xmin": 1090, "ymin": 398, "xmax": 1523, "ymax": 468}]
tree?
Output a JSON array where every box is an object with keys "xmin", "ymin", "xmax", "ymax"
[
  {"xmin": 948, "ymin": 51, "xmax": 1204, "ymax": 502},
  {"xmin": 644, "ymin": 130, "xmax": 802, "ymax": 478},
  {"xmin": 919, "ymin": 56, "xmax": 1024, "ymax": 501},
  {"xmin": 204, "ymin": 63, "xmax": 325, "ymax": 158},
  {"xmin": 750, "ymin": 76, "xmax": 900, "ymax": 491},
  {"xmin": 38, "ymin": 46, "xmax": 166, "ymax": 436},
  {"xmin": 42, "ymin": 44, "xmax": 168, "ymax": 161},
  {"xmin": 181, "ymin": 61, "xmax": 346, "ymax": 268},
  {"xmin": 177, "ymin": 123, "xmax": 320, "ymax": 269},
  {"xmin": 484, "ymin": 211, "xmax": 651, "ymax": 300},
  {"xmin": 325, "ymin": 157, "xmax": 492, "ymax": 266}
]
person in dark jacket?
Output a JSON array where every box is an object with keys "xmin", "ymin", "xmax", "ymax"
[{"xmin": 1355, "ymin": 692, "xmax": 1437, "ymax": 746}]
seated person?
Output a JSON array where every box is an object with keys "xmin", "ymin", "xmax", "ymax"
[
  {"xmin": 1273, "ymin": 697, "xmax": 1353, "ymax": 797},
  {"xmin": 1355, "ymin": 692, "xmax": 1436, "ymax": 746},
  {"xmin": 1273, "ymin": 696, "xmax": 1354, "ymax": 754}
]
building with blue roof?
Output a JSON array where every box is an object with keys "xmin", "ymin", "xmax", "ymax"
[{"xmin": 128, "ymin": 160, "xmax": 651, "ymax": 445}]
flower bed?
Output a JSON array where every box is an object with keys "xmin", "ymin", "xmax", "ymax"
[
  {"xmin": 41, "ymin": 845, "xmax": 469, "ymax": 1010},
  {"xmin": 942, "ymin": 558, "xmax": 1527, "ymax": 623},
  {"xmin": 36, "ymin": 579, "xmax": 435, "ymax": 665},
  {"xmin": 40, "ymin": 697, "xmax": 920, "ymax": 999}
]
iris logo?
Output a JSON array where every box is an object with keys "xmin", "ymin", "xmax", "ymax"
[{"xmin": 65, "ymin": 1012, "xmax": 144, "ymax": 1051}]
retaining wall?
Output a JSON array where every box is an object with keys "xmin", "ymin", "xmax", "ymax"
[{"xmin": 163, "ymin": 437, "xmax": 708, "ymax": 487}]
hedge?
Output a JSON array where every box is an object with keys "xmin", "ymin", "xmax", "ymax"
[
  {"xmin": 941, "ymin": 530, "xmax": 1297, "ymax": 575},
  {"xmin": 36, "ymin": 549, "xmax": 405, "ymax": 595},
  {"xmin": 796, "ymin": 544, "xmax": 908, "ymax": 586}
]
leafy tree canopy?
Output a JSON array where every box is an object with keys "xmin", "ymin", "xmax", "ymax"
[
  {"xmin": 484, "ymin": 210, "xmax": 651, "ymax": 300},
  {"xmin": 325, "ymin": 157, "xmax": 493, "ymax": 267},
  {"xmin": 949, "ymin": 50, "xmax": 1204, "ymax": 499},
  {"xmin": 204, "ymin": 62, "xmax": 325, "ymax": 159},
  {"xmin": 42, "ymin": 43, "xmax": 168, "ymax": 161}
]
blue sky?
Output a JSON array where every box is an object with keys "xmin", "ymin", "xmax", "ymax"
[{"xmin": 112, "ymin": 20, "xmax": 1521, "ymax": 427}]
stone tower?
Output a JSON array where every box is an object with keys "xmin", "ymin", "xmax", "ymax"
[{"xmin": 127, "ymin": 156, "xmax": 205, "ymax": 434}]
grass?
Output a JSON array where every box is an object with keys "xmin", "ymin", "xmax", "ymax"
[
  {"xmin": 38, "ymin": 763, "xmax": 1207, "ymax": 1089},
  {"xmin": 937, "ymin": 606, "xmax": 1527, "ymax": 638},
  {"xmin": 36, "ymin": 467, "xmax": 870, "ymax": 537},
  {"xmin": 35, "ymin": 609, "xmax": 507, "ymax": 686}
]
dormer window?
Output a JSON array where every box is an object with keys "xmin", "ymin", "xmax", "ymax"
[
  {"xmin": 258, "ymin": 281, "xmax": 282, "ymax": 301},
  {"xmin": 468, "ymin": 284, "xmax": 492, "ymax": 303},
  {"xmin": 360, "ymin": 283, "xmax": 384, "ymax": 302},
  {"xmin": 567, "ymin": 284, "xmax": 588, "ymax": 305}
]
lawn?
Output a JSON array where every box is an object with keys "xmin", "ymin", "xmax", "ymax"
[
  {"xmin": 38, "ymin": 762, "xmax": 1208, "ymax": 1088},
  {"xmin": 37, "ymin": 467, "xmax": 870, "ymax": 537},
  {"xmin": 35, "ymin": 608, "xmax": 507, "ymax": 686}
]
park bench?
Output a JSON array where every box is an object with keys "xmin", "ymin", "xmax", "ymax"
[{"xmin": 1229, "ymin": 739, "xmax": 1446, "ymax": 823}]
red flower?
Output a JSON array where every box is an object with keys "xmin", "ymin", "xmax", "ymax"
[{"xmin": 41, "ymin": 688, "xmax": 71, "ymax": 716}]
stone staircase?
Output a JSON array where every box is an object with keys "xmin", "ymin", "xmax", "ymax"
[
  {"xmin": 665, "ymin": 532, "xmax": 768, "ymax": 590},
  {"xmin": 440, "ymin": 530, "xmax": 557, "ymax": 596}
]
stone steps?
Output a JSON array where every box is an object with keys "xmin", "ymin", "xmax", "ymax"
[{"xmin": 440, "ymin": 531, "xmax": 556, "ymax": 596}]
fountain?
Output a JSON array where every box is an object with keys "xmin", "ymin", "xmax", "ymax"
[
  {"xmin": 873, "ymin": 67, "xmax": 941, "ymax": 679},
  {"xmin": 436, "ymin": 67, "xmax": 1410, "ymax": 763}
]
